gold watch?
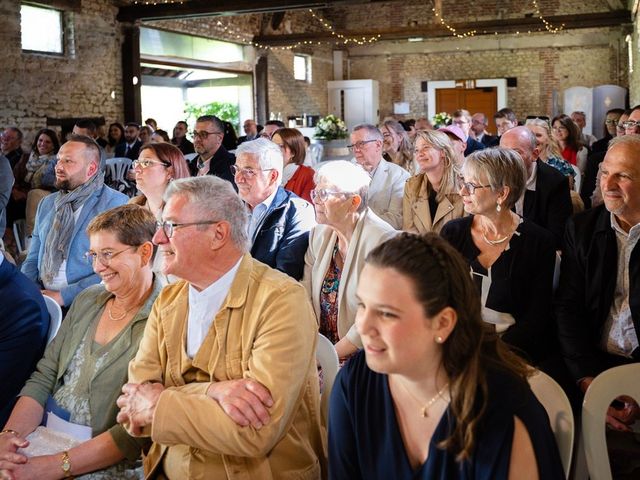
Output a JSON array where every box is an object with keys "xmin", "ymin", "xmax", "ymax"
[{"xmin": 60, "ymin": 451, "xmax": 74, "ymax": 478}]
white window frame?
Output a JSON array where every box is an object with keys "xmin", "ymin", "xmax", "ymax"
[
  {"xmin": 21, "ymin": 3, "xmax": 64, "ymax": 55},
  {"xmin": 294, "ymin": 54, "xmax": 311, "ymax": 82}
]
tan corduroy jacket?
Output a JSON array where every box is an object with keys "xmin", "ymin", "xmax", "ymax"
[{"xmin": 125, "ymin": 254, "xmax": 326, "ymax": 479}]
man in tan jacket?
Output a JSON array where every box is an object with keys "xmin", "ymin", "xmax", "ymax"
[{"xmin": 116, "ymin": 175, "xmax": 325, "ymax": 479}]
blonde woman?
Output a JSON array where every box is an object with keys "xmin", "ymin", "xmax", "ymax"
[
  {"xmin": 525, "ymin": 118, "xmax": 575, "ymax": 181},
  {"xmin": 403, "ymin": 130, "xmax": 464, "ymax": 234}
]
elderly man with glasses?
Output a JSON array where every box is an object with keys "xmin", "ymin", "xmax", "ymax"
[
  {"xmin": 231, "ymin": 138, "xmax": 315, "ymax": 280},
  {"xmin": 350, "ymin": 124, "xmax": 409, "ymax": 229},
  {"xmin": 116, "ymin": 175, "xmax": 325, "ymax": 479},
  {"xmin": 188, "ymin": 115, "xmax": 237, "ymax": 190}
]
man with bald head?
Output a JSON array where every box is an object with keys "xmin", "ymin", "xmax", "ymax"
[
  {"xmin": 556, "ymin": 135, "xmax": 640, "ymax": 434},
  {"xmin": 500, "ymin": 126, "xmax": 572, "ymax": 249},
  {"xmin": 21, "ymin": 135, "xmax": 127, "ymax": 306}
]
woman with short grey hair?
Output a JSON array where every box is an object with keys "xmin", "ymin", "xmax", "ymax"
[
  {"xmin": 440, "ymin": 148, "xmax": 557, "ymax": 365},
  {"xmin": 301, "ymin": 160, "xmax": 395, "ymax": 360}
]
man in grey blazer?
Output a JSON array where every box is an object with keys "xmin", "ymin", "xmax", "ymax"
[{"xmin": 350, "ymin": 124, "xmax": 409, "ymax": 229}]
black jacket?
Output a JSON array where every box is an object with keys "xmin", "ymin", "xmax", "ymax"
[
  {"xmin": 188, "ymin": 145, "xmax": 237, "ymax": 191},
  {"xmin": 114, "ymin": 140, "xmax": 142, "ymax": 160},
  {"xmin": 555, "ymin": 205, "xmax": 640, "ymax": 381},
  {"xmin": 523, "ymin": 160, "xmax": 572, "ymax": 250}
]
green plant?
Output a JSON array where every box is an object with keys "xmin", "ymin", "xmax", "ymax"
[
  {"xmin": 314, "ymin": 114, "xmax": 348, "ymax": 141},
  {"xmin": 184, "ymin": 101, "xmax": 240, "ymax": 133}
]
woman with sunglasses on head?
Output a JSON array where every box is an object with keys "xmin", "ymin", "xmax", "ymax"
[
  {"xmin": 329, "ymin": 232, "xmax": 564, "ymax": 479},
  {"xmin": 129, "ymin": 143, "xmax": 190, "ymax": 285},
  {"xmin": 440, "ymin": 148, "xmax": 556, "ymax": 367},
  {"xmin": 403, "ymin": 130, "xmax": 464, "ymax": 235},
  {"xmin": 0, "ymin": 205, "xmax": 162, "ymax": 480},
  {"xmin": 271, "ymin": 128, "xmax": 315, "ymax": 203},
  {"xmin": 302, "ymin": 160, "xmax": 396, "ymax": 361},
  {"xmin": 380, "ymin": 119, "xmax": 415, "ymax": 174}
]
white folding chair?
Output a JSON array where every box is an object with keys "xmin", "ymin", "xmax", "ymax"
[
  {"xmin": 43, "ymin": 295, "xmax": 63, "ymax": 344},
  {"xmin": 105, "ymin": 157, "xmax": 133, "ymax": 191},
  {"xmin": 529, "ymin": 369, "xmax": 575, "ymax": 478},
  {"xmin": 308, "ymin": 143, "xmax": 324, "ymax": 166},
  {"xmin": 582, "ymin": 364, "xmax": 640, "ymax": 480},
  {"xmin": 572, "ymin": 164, "xmax": 582, "ymax": 193},
  {"xmin": 184, "ymin": 152, "xmax": 198, "ymax": 162},
  {"xmin": 13, "ymin": 219, "xmax": 26, "ymax": 255},
  {"xmin": 316, "ymin": 333, "xmax": 339, "ymax": 424}
]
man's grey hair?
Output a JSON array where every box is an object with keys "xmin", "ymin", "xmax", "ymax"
[
  {"xmin": 608, "ymin": 133, "xmax": 640, "ymax": 152},
  {"xmin": 164, "ymin": 176, "xmax": 250, "ymax": 252},
  {"xmin": 235, "ymin": 137, "xmax": 283, "ymax": 180},
  {"xmin": 352, "ymin": 123, "xmax": 383, "ymax": 141},
  {"xmin": 196, "ymin": 115, "xmax": 224, "ymax": 132},
  {"xmin": 314, "ymin": 160, "xmax": 370, "ymax": 213}
]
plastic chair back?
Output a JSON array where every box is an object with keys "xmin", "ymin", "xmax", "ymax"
[
  {"xmin": 316, "ymin": 333, "xmax": 339, "ymax": 424},
  {"xmin": 529, "ymin": 369, "xmax": 574, "ymax": 478},
  {"xmin": 105, "ymin": 157, "xmax": 132, "ymax": 186},
  {"xmin": 43, "ymin": 295, "xmax": 63, "ymax": 344},
  {"xmin": 582, "ymin": 364, "xmax": 640, "ymax": 480},
  {"xmin": 572, "ymin": 164, "xmax": 582, "ymax": 193},
  {"xmin": 13, "ymin": 219, "xmax": 26, "ymax": 254},
  {"xmin": 184, "ymin": 152, "xmax": 198, "ymax": 162},
  {"xmin": 308, "ymin": 143, "xmax": 324, "ymax": 166}
]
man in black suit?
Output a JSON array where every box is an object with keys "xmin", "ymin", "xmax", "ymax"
[
  {"xmin": 555, "ymin": 135, "xmax": 640, "ymax": 431},
  {"xmin": 237, "ymin": 118, "xmax": 258, "ymax": 145},
  {"xmin": 471, "ymin": 112, "xmax": 498, "ymax": 147},
  {"xmin": 452, "ymin": 109, "xmax": 485, "ymax": 156},
  {"xmin": 171, "ymin": 120, "xmax": 195, "ymax": 155},
  {"xmin": 115, "ymin": 122, "xmax": 143, "ymax": 160},
  {"xmin": 500, "ymin": 126, "xmax": 572, "ymax": 249},
  {"xmin": 189, "ymin": 115, "xmax": 236, "ymax": 190}
]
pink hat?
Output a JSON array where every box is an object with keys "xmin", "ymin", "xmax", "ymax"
[{"xmin": 438, "ymin": 124, "xmax": 466, "ymax": 142}]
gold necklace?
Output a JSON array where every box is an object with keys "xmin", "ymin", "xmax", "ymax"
[
  {"xmin": 396, "ymin": 379, "xmax": 450, "ymax": 418},
  {"xmin": 480, "ymin": 216, "xmax": 517, "ymax": 247},
  {"xmin": 107, "ymin": 298, "xmax": 139, "ymax": 321}
]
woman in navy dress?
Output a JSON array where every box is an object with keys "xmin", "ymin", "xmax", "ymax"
[{"xmin": 328, "ymin": 233, "xmax": 564, "ymax": 480}]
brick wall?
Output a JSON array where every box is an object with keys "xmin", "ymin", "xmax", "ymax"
[
  {"xmin": 0, "ymin": 0, "xmax": 123, "ymax": 146},
  {"xmin": 631, "ymin": 10, "xmax": 640, "ymax": 106}
]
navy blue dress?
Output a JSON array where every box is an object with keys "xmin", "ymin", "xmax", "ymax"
[{"xmin": 328, "ymin": 351, "xmax": 564, "ymax": 480}]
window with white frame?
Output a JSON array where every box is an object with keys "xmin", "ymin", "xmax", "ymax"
[
  {"xmin": 21, "ymin": 3, "xmax": 64, "ymax": 54},
  {"xmin": 294, "ymin": 54, "xmax": 311, "ymax": 82}
]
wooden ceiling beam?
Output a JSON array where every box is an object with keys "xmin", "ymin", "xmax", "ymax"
[
  {"xmin": 117, "ymin": 0, "xmax": 356, "ymax": 22},
  {"xmin": 253, "ymin": 10, "xmax": 631, "ymax": 45}
]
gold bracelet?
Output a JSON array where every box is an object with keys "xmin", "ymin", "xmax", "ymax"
[
  {"xmin": 61, "ymin": 451, "xmax": 74, "ymax": 479},
  {"xmin": 0, "ymin": 429, "xmax": 18, "ymax": 436}
]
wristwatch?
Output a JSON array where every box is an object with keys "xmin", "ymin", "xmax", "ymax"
[{"xmin": 61, "ymin": 451, "xmax": 74, "ymax": 478}]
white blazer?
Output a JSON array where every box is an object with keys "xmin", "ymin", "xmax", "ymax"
[
  {"xmin": 367, "ymin": 159, "xmax": 410, "ymax": 229},
  {"xmin": 301, "ymin": 208, "xmax": 397, "ymax": 347}
]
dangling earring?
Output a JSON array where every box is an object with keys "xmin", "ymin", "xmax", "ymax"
[{"xmin": 496, "ymin": 202, "xmax": 501, "ymax": 212}]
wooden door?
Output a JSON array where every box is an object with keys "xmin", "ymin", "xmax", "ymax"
[{"xmin": 435, "ymin": 87, "xmax": 498, "ymax": 134}]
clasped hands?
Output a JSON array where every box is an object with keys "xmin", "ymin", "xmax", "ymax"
[
  {"xmin": 116, "ymin": 378, "xmax": 273, "ymax": 434},
  {"xmin": 0, "ymin": 432, "xmax": 46, "ymax": 480}
]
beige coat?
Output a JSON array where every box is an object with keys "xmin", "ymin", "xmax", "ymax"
[
  {"xmin": 402, "ymin": 174, "xmax": 465, "ymax": 234},
  {"xmin": 301, "ymin": 208, "xmax": 396, "ymax": 348},
  {"xmin": 126, "ymin": 254, "xmax": 325, "ymax": 479}
]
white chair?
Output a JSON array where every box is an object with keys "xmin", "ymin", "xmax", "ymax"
[
  {"xmin": 308, "ymin": 143, "xmax": 324, "ymax": 166},
  {"xmin": 13, "ymin": 218, "xmax": 27, "ymax": 255},
  {"xmin": 105, "ymin": 157, "xmax": 133, "ymax": 191},
  {"xmin": 553, "ymin": 251, "xmax": 562, "ymax": 292},
  {"xmin": 184, "ymin": 152, "xmax": 198, "ymax": 162},
  {"xmin": 316, "ymin": 333, "xmax": 339, "ymax": 424},
  {"xmin": 43, "ymin": 294, "xmax": 63, "ymax": 344},
  {"xmin": 582, "ymin": 364, "xmax": 640, "ymax": 480},
  {"xmin": 529, "ymin": 369, "xmax": 574, "ymax": 478},
  {"xmin": 572, "ymin": 164, "xmax": 582, "ymax": 193}
]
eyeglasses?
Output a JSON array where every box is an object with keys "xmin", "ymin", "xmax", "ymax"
[
  {"xmin": 622, "ymin": 120, "xmax": 640, "ymax": 129},
  {"xmin": 132, "ymin": 159, "xmax": 170, "ymax": 169},
  {"xmin": 155, "ymin": 220, "xmax": 219, "ymax": 239},
  {"xmin": 347, "ymin": 140, "xmax": 377, "ymax": 152},
  {"xmin": 457, "ymin": 177, "xmax": 491, "ymax": 195},
  {"xmin": 230, "ymin": 165, "xmax": 274, "ymax": 178},
  {"xmin": 84, "ymin": 247, "xmax": 136, "ymax": 266},
  {"xmin": 310, "ymin": 188, "xmax": 351, "ymax": 202},
  {"xmin": 191, "ymin": 130, "xmax": 223, "ymax": 140}
]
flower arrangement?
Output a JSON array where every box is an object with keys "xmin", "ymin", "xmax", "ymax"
[
  {"xmin": 314, "ymin": 114, "xmax": 348, "ymax": 141},
  {"xmin": 432, "ymin": 112, "xmax": 452, "ymax": 128}
]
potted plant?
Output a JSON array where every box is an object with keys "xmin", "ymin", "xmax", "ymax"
[
  {"xmin": 432, "ymin": 112, "xmax": 452, "ymax": 129},
  {"xmin": 314, "ymin": 114, "xmax": 350, "ymax": 161}
]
